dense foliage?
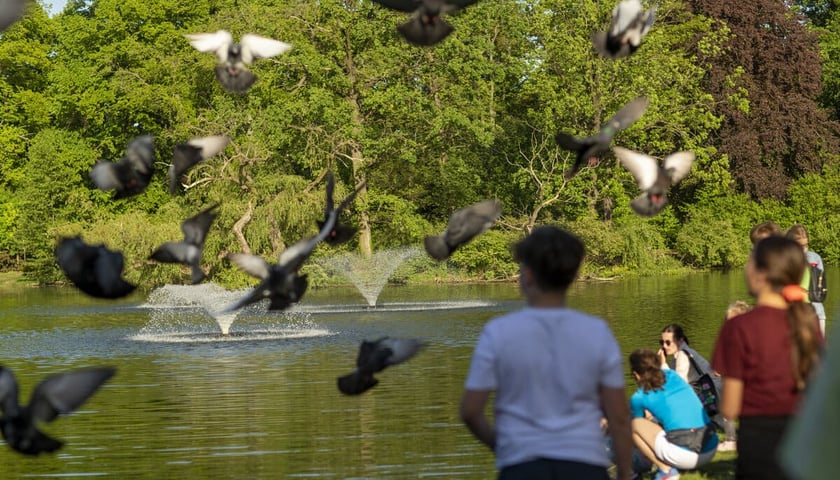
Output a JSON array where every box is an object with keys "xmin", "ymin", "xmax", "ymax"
[{"xmin": 1, "ymin": 0, "xmax": 839, "ymax": 288}]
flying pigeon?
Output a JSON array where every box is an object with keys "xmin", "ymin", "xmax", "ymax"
[
  {"xmin": 149, "ymin": 204, "xmax": 220, "ymax": 284},
  {"xmin": 555, "ymin": 96, "xmax": 649, "ymax": 178},
  {"xmin": 338, "ymin": 337, "xmax": 426, "ymax": 395},
  {"xmin": 424, "ymin": 199, "xmax": 501, "ymax": 261},
  {"xmin": 371, "ymin": 0, "xmax": 480, "ymax": 46},
  {"xmin": 0, "ymin": 0, "xmax": 26, "ymax": 32},
  {"xmin": 317, "ymin": 172, "xmax": 359, "ymax": 246},
  {"xmin": 186, "ymin": 30, "xmax": 292, "ymax": 93},
  {"xmin": 89, "ymin": 135, "xmax": 155, "ymax": 199},
  {"xmin": 0, "ymin": 366, "xmax": 116, "ymax": 455},
  {"xmin": 55, "ymin": 236, "xmax": 137, "ymax": 299},
  {"xmin": 168, "ymin": 135, "xmax": 230, "ymax": 194},
  {"xmin": 592, "ymin": 0, "xmax": 656, "ymax": 59},
  {"xmin": 225, "ymin": 179, "xmax": 366, "ymax": 312},
  {"xmin": 613, "ymin": 146, "xmax": 694, "ymax": 217}
]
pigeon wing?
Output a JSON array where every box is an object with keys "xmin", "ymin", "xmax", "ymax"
[
  {"xmin": 607, "ymin": 96, "xmax": 649, "ymax": 130},
  {"xmin": 181, "ymin": 204, "xmax": 219, "ymax": 246},
  {"xmin": 89, "ymin": 161, "xmax": 123, "ymax": 192},
  {"xmin": 370, "ymin": 0, "xmax": 421, "ymax": 12},
  {"xmin": 610, "ymin": 0, "xmax": 643, "ymax": 36},
  {"xmin": 229, "ymin": 253, "xmax": 272, "ymax": 280},
  {"xmin": 381, "ymin": 338, "xmax": 426, "ymax": 365},
  {"xmin": 445, "ymin": 0, "xmax": 481, "ymax": 9},
  {"xmin": 324, "ymin": 172, "xmax": 336, "ymax": 218},
  {"xmin": 28, "ymin": 368, "xmax": 116, "ymax": 423},
  {"xmin": 613, "ymin": 146, "xmax": 659, "ymax": 191},
  {"xmin": 186, "ymin": 30, "xmax": 233, "ymax": 62},
  {"xmin": 663, "ymin": 151, "xmax": 695, "ymax": 185},
  {"xmin": 187, "ymin": 135, "xmax": 230, "ymax": 160},
  {"xmin": 123, "ymin": 135, "xmax": 154, "ymax": 176},
  {"xmin": 0, "ymin": 0, "xmax": 25, "ymax": 33},
  {"xmin": 0, "ymin": 367, "xmax": 20, "ymax": 416},
  {"xmin": 94, "ymin": 248, "xmax": 136, "ymax": 299},
  {"xmin": 444, "ymin": 199, "xmax": 502, "ymax": 246},
  {"xmin": 240, "ymin": 34, "xmax": 292, "ymax": 64}
]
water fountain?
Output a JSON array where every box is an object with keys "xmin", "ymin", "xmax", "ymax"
[
  {"xmin": 132, "ymin": 282, "xmax": 331, "ymax": 342},
  {"xmin": 319, "ymin": 246, "xmax": 423, "ymax": 307}
]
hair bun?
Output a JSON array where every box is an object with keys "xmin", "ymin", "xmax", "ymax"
[{"xmin": 782, "ymin": 284, "xmax": 807, "ymax": 303}]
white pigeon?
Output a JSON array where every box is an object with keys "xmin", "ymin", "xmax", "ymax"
[
  {"xmin": 613, "ymin": 147, "xmax": 694, "ymax": 217},
  {"xmin": 592, "ymin": 0, "xmax": 656, "ymax": 59}
]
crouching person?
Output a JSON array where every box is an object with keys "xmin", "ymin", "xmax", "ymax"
[{"xmin": 629, "ymin": 349, "xmax": 718, "ymax": 480}]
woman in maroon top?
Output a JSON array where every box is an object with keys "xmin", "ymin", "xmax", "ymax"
[{"xmin": 712, "ymin": 236, "xmax": 823, "ymax": 480}]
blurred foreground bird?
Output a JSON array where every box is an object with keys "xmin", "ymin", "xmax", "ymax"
[
  {"xmin": 0, "ymin": 0, "xmax": 26, "ymax": 32},
  {"xmin": 0, "ymin": 366, "xmax": 115, "ymax": 455},
  {"xmin": 372, "ymin": 0, "xmax": 479, "ymax": 46},
  {"xmin": 55, "ymin": 236, "xmax": 136, "ymax": 299},
  {"xmin": 555, "ymin": 96, "xmax": 649, "ymax": 178},
  {"xmin": 338, "ymin": 337, "xmax": 426, "ymax": 395},
  {"xmin": 186, "ymin": 30, "xmax": 292, "ymax": 93},
  {"xmin": 317, "ymin": 172, "xmax": 359, "ymax": 246},
  {"xmin": 149, "ymin": 204, "xmax": 220, "ymax": 284},
  {"xmin": 89, "ymin": 135, "xmax": 154, "ymax": 199},
  {"xmin": 168, "ymin": 135, "xmax": 230, "ymax": 194},
  {"xmin": 613, "ymin": 146, "xmax": 694, "ymax": 217},
  {"xmin": 424, "ymin": 199, "xmax": 501, "ymax": 261},
  {"xmin": 592, "ymin": 0, "xmax": 655, "ymax": 59},
  {"xmin": 225, "ymin": 178, "xmax": 366, "ymax": 312}
]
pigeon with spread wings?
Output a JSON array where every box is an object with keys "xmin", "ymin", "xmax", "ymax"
[
  {"xmin": 338, "ymin": 337, "xmax": 426, "ymax": 395},
  {"xmin": 613, "ymin": 146, "xmax": 694, "ymax": 217},
  {"xmin": 168, "ymin": 136, "xmax": 230, "ymax": 194},
  {"xmin": 149, "ymin": 204, "xmax": 220, "ymax": 284},
  {"xmin": 592, "ymin": 0, "xmax": 655, "ymax": 59},
  {"xmin": 372, "ymin": 0, "xmax": 480, "ymax": 46},
  {"xmin": 317, "ymin": 172, "xmax": 359, "ymax": 246},
  {"xmin": 0, "ymin": 366, "xmax": 115, "ymax": 455},
  {"xmin": 424, "ymin": 199, "xmax": 501, "ymax": 261},
  {"xmin": 55, "ymin": 236, "xmax": 137, "ymax": 299},
  {"xmin": 555, "ymin": 97, "xmax": 649, "ymax": 178},
  {"xmin": 225, "ymin": 179, "xmax": 366, "ymax": 312},
  {"xmin": 186, "ymin": 30, "xmax": 292, "ymax": 93},
  {"xmin": 89, "ymin": 135, "xmax": 155, "ymax": 199}
]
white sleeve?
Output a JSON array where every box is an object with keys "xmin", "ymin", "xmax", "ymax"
[
  {"xmin": 674, "ymin": 350, "xmax": 690, "ymax": 382},
  {"xmin": 464, "ymin": 327, "xmax": 497, "ymax": 391}
]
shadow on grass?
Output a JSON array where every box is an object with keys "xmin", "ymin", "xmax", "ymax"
[{"xmin": 681, "ymin": 452, "xmax": 736, "ymax": 479}]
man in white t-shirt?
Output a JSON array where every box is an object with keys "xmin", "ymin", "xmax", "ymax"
[{"xmin": 460, "ymin": 226, "xmax": 633, "ymax": 480}]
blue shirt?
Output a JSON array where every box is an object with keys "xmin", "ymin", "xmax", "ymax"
[{"xmin": 630, "ymin": 369, "xmax": 709, "ymax": 432}]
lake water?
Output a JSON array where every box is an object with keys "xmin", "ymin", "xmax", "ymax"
[{"xmin": 0, "ymin": 271, "xmax": 834, "ymax": 478}]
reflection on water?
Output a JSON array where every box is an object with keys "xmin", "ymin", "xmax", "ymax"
[{"xmin": 0, "ymin": 273, "xmax": 834, "ymax": 478}]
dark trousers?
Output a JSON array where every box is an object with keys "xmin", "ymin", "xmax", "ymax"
[
  {"xmin": 737, "ymin": 416, "xmax": 792, "ymax": 480},
  {"xmin": 498, "ymin": 458, "xmax": 609, "ymax": 480}
]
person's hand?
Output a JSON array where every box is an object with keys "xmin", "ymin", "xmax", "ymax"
[{"xmin": 657, "ymin": 348, "xmax": 667, "ymax": 366}]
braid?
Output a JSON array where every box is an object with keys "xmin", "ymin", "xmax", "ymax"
[{"xmin": 787, "ymin": 301, "xmax": 822, "ymax": 391}]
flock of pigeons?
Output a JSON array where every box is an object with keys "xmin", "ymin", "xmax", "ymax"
[{"xmin": 0, "ymin": 0, "xmax": 691, "ymax": 458}]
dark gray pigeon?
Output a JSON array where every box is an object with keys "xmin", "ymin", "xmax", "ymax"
[
  {"xmin": 225, "ymin": 179, "xmax": 366, "ymax": 312},
  {"xmin": 89, "ymin": 135, "xmax": 155, "ymax": 199},
  {"xmin": 0, "ymin": 0, "xmax": 26, "ymax": 32},
  {"xmin": 317, "ymin": 172, "xmax": 359, "ymax": 246},
  {"xmin": 168, "ymin": 135, "xmax": 230, "ymax": 194},
  {"xmin": 186, "ymin": 30, "xmax": 292, "ymax": 93},
  {"xmin": 424, "ymin": 199, "xmax": 501, "ymax": 261},
  {"xmin": 372, "ymin": 0, "xmax": 480, "ymax": 46},
  {"xmin": 338, "ymin": 337, "xmax": 426, "ymax": 395},
  {"xmin": 0, "ymin": 366, "xmax": 115, "ymax": 455},
  {"xmin": 149, "ymin": 204, "xmax": 219, "ymax": 284},
  {"xmin": 55, "ymin": 236, "xmax": 136, "ymax": 299},
  {"xmin": 592, "ymin": 0, "xmax": 655, "ymax": 59},
  {"xmin": 555, "ymin": 96, "xmax": 649, "ymax": 178},
  {"xmin": 613, "ymin": 146, "xmax": 694, "ymax": 217}
]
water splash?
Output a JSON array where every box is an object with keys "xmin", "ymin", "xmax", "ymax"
[
  {"xmin": 141, "ymin": 283, "xmax": 247, "ymax": 335},
  {"xmin": 320, "ymin": 247, "xmax": 423, "ymax": 307}
]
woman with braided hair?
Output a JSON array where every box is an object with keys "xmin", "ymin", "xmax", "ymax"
[{"xmin": 712, "ymin": 235, "xmax": 824, "ymax": 480}]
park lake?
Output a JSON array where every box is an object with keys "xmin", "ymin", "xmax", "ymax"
[{"xmin": 0, "ymin": 270, "xmax": 834, "ymax": 478}]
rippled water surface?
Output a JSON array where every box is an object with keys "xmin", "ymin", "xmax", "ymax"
[{"xmin": 0, "ymin": 273, "xmax": 834, "ymax": 479}]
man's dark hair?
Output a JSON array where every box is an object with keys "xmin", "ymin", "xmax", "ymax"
[{"xmin": 513, "ymin": 226, "xmax": 584, "ymax": 291}]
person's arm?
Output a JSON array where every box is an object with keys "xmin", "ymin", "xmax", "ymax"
[
  {"xmin": 602, "ymin": 386, "xmax": 634, "ymax": 480},
  {"xmin": 674, "ymin": 350, "xmax": 690, "ymax": 382},
  {"xmin": 459, "ymin": 389, "xmax": 495, "ymax": 450},
  {"xmin": 720, "ymin": 377, "xmax": 744, "ymax": 420}
]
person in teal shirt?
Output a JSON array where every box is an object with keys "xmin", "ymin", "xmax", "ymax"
[{"xmin": 629, "ymin": 349, "xmax": 718, "ymax": 480}]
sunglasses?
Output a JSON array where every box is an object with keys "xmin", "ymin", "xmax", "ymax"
[{"xmin": 659, "ymin": 339, "xmax": 672, "ymax": 347}]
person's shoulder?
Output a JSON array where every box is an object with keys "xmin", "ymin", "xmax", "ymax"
[{"xmin": 806, "ymin": 250, "xmax": 824, "ymax": 263}]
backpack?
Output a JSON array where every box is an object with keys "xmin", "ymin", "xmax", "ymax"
[{"xmin": 808, "ymin": 263, "xmax": 827, "ymax": 303}]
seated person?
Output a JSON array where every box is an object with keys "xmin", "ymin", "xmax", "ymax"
[{"xmin": 629, "ymin": 349, "xmax": 718, "ymax": 480}]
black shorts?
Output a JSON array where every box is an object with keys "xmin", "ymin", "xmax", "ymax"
[
  {"xmin": 737, "ymin": 415, "xmax": 792, "ymax": 480},
  {"xmin": 498, "ymin": 458, "xmax": 609, "ymax": 480}
]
